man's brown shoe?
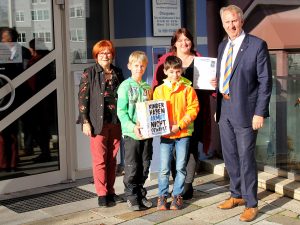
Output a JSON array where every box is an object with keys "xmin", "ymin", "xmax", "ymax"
[
  {"xmin": 240, "ymin": 207, "xmax": 258, "ymax": 222},
  {"xmin": 217, "ymin": 197, "xmax": 245, "ymax": 209}
]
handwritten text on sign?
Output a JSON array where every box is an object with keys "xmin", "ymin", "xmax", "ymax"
[{"xmin": 136, "ymin": 100, "xmax": 170, "ymax": 139}]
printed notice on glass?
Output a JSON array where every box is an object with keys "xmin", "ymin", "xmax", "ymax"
[
  {"xmin": 152, "ymin": 0, "xmax": 181, "ymax": 36},
  {"xmin": 193, "ymin": 57, "xmax": 217, "ymax": 90},
  {"xmin": 136, "ymin": 100, "xmax": 170, "ymax": 139}
]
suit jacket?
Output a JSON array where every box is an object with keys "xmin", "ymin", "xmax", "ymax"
[{"xmin": 216, "ymin": 34, "xmax": 272, "ymax": 127}]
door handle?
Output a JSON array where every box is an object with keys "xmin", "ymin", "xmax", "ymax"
[{"xmin": 0, "ymin": 74, "xmax": 15, "ymax": 111}]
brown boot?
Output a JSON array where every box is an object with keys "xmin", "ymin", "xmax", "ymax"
[
  {"xmin": 240, "ymin": 207, "xmax": 258, "ymax": 222},
  {"xmin": 217, "ymin": 197, "xmax": 245, "ymax": 209}
]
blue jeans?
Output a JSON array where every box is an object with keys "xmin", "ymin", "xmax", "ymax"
[{"xmin": 158, "ymin": 137, "xmax": 190, "ymax": 197}]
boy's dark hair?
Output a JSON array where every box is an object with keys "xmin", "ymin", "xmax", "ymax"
[{"xmin": 164, "ymin": 55, "xmax": 182, "ymax": 71}]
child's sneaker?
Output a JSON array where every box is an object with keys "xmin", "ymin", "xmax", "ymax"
[
  {"xmin": 170, "ymin": 195, "xmax": 183, "ymax": 210},
  {"xmin": 127, "ymin": 199, "xmax": 140, "ymax": 211},
  {"xmin": 140, "ymin": 197, "xmax": 153, "ymax": 209},
  {"xmin": 157, "ymin": 196, "xmax": 167, "ymax": 210}
]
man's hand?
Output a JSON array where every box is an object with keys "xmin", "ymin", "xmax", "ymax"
[
  {"xmin": 83, "ymin": 123, "xmax": 92, "ymax": 136},
  {"xmin": 134, "ymin": 121, "xmax": 143, "ymax": 139},
  {"xmin": 252, "ymin": 115, "xmax": 264, "ymax": 130}
]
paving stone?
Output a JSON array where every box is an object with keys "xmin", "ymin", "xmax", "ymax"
[
  {"xmin": 217, "ymin": 212, "xmax": 270, "ymax": 225},
  {"xmin": 267, "ymin": 198, "xmax": 300, "ymax": 214},
  {"xmin": 40, "ymin": 198, "xmax": 97, "ymax": 217},
  {"xmin": 118, "ymin": 218, "xmax": 155, "ymax": 225},
  {"xmin": 195, "ymin": 173, "xmax": 226, "ymax": 184},
  {"xmin": 183, "ymin": 202, "xmax": 244, "ymax": 224},
  {"xmin": 91, "ymin": 202, "xmax": 133, "ymax": 218},
  {"xmin": 159, "ymin": 215, "xmax": 213, "ymax": 225},
  {"xmin": 141, "ymin": 204, "xmax": 199, "ymax": 223},
  {"xmin": 0, "ymin": 209, "xmax": 50, "ymax": 225},
  {"xmin": 266, "ymin": 214, "xmax": 300, "ymax": 225},
  {"xmin": 115, "ymin": 207, "xmax": 157, "ymax": 221},
  {"xmin": 23, "ymin": 210, "xmax": 104, "ymax": 225},
  {"xmin": 190, "ymin": 191, "xmax": 230, "ymax": 207},
  {"xmin": 279, "ymin": 210, "xmax": 299, "ymax": 218},
  {"xmin": 259, "ymin": 202, "xmax": 285, "ymax": 215},
  {"xmin": 194, "ymin": 183, "xmax": 229, "ymax": 194},
  {"xmin": 249, "ymin": 220, "xmax": 282, "ymax": 225},
  {"xmin": 79, "ymin": 217, "xmax": 124, "ymax": 225}
]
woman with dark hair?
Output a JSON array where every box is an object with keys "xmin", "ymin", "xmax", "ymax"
[
  {"xmin": 152, "ymin": 28, "xmax": 217, "ymax": 200},
  {"xmin": 152, "ymin": 28, "xmax": 200, "ymax": 89},
  {"xmin": 77, "ymin": 40, "xmax": 124, "ymax": 207}
]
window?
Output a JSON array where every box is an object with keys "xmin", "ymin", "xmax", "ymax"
[
  {"xmin": 45, "ymin": 32, "xmax": 51, "ymax": 42},
  {"xmin": 44, "ymin": 10, "xmax": 49, "ymax": 20},
  {"xmin": 31, "ymin": 9, "xmax": 50, "ymax": 21},
  {"xmin": 76, "ymin": 7, "xmax": 83, "ymax": 17},
  {"xmin": 16, "ymin": 11, "xmax": 25, "ymax": 22},
  {"xmin": 32, "ymin": 0, "xmax": 38, "ymax": 4},
  {"xmin": 40, "ymin": 0, "xmax": 47, "ymax": 3},
  {"xmin": 70, "ymin": 6, "xmax": 84, "ymax": 18},
  {"xmin": 18, "ymin": 32, "xmax": 26, "ymax": 43},
  {"xmin": 33, "ymin": 32, "xmax": 52, "ymax": 43},
  {"xmin": 70, "ymin": 29, "xmax": 85, "ymax": 42}
]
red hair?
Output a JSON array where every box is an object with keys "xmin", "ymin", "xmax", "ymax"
[{"xmin": 92, "ymin": 40, "xmax": 115, "ymax": 60}]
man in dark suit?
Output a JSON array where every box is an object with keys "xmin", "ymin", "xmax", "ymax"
[{"xmin": 215, "ymin": 5, "xmax": 272, "ymax": 222}]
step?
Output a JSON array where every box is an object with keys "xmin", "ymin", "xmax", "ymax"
[{"xmin": 201, "ymin": 159, "xmax": 300, "ymax": 201}]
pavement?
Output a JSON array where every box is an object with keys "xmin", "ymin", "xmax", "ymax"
[{"xmin": 1, "ymin": 171, "xmax": 300, "ymax": 225}]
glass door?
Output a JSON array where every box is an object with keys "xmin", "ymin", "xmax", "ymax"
[{"xmin": 0, "ymin": 0, "xmax": 67, "ymax": 193}]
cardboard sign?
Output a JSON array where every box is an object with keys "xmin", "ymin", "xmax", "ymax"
[{"xmin": 136, "ymin": 100, "xmax": 170, "ymax": 139}]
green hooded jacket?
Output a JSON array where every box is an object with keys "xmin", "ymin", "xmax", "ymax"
[{"xmin": 117, "ymin": 77, "xmax": 152, "ymax": 139}]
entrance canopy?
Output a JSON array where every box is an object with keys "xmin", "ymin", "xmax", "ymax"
[{"xmin": 245, "ymin": 5, "xmax": 300, "ymax": 50}]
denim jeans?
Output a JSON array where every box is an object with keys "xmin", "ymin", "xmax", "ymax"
[{"xmin": 158, "ymin": 137, "xmax": 190, "ymax": 197}]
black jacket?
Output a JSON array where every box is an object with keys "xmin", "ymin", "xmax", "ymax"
[{"xmin": 77, "ymin": 63, "xmax": 124, "ymax": 135}]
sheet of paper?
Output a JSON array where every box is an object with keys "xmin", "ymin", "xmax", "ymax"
[{"xmin": 193, "ymin": 57, "xmax": 217, "ymax": 90}]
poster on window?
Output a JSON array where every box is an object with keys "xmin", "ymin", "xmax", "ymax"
[
  {"xmin": 152, "ymin": 0, "xmax": 182, "ymax": 36},
  {"xmin": 136, "ymin": 100, "xmax": 170, "ymax": 139}
]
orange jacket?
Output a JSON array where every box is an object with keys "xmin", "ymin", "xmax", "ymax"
[{"xmin": 153, "ymin": 77, "xmax": 199, "ymax": 139}]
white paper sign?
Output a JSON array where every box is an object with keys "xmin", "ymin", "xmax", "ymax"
[
  {"xmin": 136, "ymin": 100, "xmax": 170, "ymax": 139},
  {"xmin": 193, "ymin": 57, "xmax": 217, "ymax": 90},
  {"xmin": 152, "ymin": 0, "xmax": 181, "ymax": 36}
]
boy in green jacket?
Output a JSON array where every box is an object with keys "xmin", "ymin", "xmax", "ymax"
[{"xmin": 117, "ymin": 51, "xmax": 153, "ymax": 211}]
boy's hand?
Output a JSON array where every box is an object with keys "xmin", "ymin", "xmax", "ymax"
[
  {"xmin": 134, "ymin": 121, "xmax": 143, "ymax": 139},
  {"xmin": 83, "ymin": 123, "xmax": 92, "ymax": 137},
  {"xmin": 171, "ymin": 125, "xmax": 180, "ymax": 134}
]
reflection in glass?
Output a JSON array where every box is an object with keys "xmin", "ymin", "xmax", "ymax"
[
  {"xmin": 0, "ymin": 92, "xmax": 59, "ymax": 180},
  {"xmin": 256, "ymin": 52, "xmax": 300, "ymax": 175},
  {"xmin": 0, "ymin": 0, "xmax": 59, "ymax": 180},
  {"xmin": 69, "ymin": 0, "xmax": 109, "ymax": 64}
]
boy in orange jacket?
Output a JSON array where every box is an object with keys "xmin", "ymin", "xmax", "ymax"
[{"xmin": 153, "ymin": 55, "xmax": 199, "ymax": 210}]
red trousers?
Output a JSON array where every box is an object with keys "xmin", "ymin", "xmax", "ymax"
[{"xmin": 90, "ymin": 123, "xmax": 121, "ymax": 196}]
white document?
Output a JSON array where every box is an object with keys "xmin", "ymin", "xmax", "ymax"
[{"xmin": 193, "ymin": 57, "xmax": 217, "ymax": 90}]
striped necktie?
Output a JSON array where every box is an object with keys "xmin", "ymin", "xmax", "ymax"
[{"xmin": 222, "ymin": 43, "xmax": 233, "ymax": 94}]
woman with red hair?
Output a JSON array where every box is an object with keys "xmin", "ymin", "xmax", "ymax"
[{"xmin": 78, "ymin": 40, "xmax": 124, "ymax": 207}]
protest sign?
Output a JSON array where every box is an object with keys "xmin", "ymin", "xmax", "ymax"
[{"xmin": 136, "ymin": 100, "xmax": 170, "ymax": 139}]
